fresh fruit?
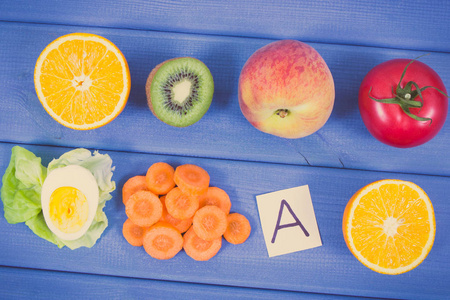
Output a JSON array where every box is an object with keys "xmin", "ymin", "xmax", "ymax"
[
  {"xmin": 145, "ymin": 57, "xmax": 214, "ymax": 127},
  {"xmin": 342, "ymin": 179, "xmax": 436, "ymax": 275},
  {"xmin": 359, "ymin": 56, "xmax": 448, "ymax": 148},
  {"xmin": 224, "ymin": 213, "xmax": 251, "ymax": 245},
  {"xmin": 121, "ymin": 161, "xmax": 251, "ymax": 261},
  {"xmin": 34, "ymin": 32, "xmax": 130, "ymax": 130},
  {"xmin": 143, "ymin": 222, "xmax": 184, "ymax": 260},
  {"xmin": 238, "ymin": 39, "xmax": 335, "ymax": 139}
]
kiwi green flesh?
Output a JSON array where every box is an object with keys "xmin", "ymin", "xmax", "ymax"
[{"xmin": 150, "ymin": 57, "xmax": 214, "ymax": 127}]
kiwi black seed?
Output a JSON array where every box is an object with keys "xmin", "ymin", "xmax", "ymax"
[{"xmin": 145, "ymin": 57, "xmax": 214, "ymax": 127}]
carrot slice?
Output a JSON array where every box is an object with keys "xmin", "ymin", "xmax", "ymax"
[
  {"xmin": 183, "ymin": 226, "xmax": 222, "ymax": 261},
  {"xmin": 122, "ymin": 218, "xmax": 148, "ymax": 247},
  {"xmin": 174, "ymin": 164, "xmax": 210, "ymax": 195},
  {"xmin": 159, "ymin": 195, "xmax": 166, "ymax": 203},
  {"xmin": 125, "ymin": 190, "xmax": 163, "ymax": 227},
  {"xmin": 146, "ymin": 162, "xmax": 176, "ymax": 195},
  {"xmin": 143, "ymin": 222, "xmax": 183, "ymax": 260},
  {"xmin": 160, "ymin": 195, "xmax": 193, "ymax": 233},
  {"xmin": 224, "ymin": 213, "xmax": 251, "ymax": 245},
  {"xmin": 165, "ymin": 187, "xmax": 199, "ymax": 220},
  {"xmin": 122, "ymin": 175, "xmax": 148, "ymax": 205},
  {"xmin": 198, "ymin": 187, "xmax": 231, "ymax": 214},
  {"xmin": 192, "ymin": 205, "xmax": 227, "ymax": 241}
]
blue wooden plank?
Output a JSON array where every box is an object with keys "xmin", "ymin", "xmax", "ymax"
[
  {"xmin": 0, "ymin": 22, "xmax": 449, "ymax": 176},
  {"xmin": 0, "ymin": 1, "xmax": 449, "ymax": 298},
  {"xmin": 0, "ymin": 266, "xmax": 362, "ymax": 300},
  {"xmin": 0, "ymin": 143, "xmax": 449, "ymax": 299},
  {"xmin": 0, "ymin": 0, "xmax": 449, "ymax": 53}
]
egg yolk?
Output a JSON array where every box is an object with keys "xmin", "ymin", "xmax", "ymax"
[{"xmin": 49, "ymin": 186, "xmax": 89, "ymax": 234}]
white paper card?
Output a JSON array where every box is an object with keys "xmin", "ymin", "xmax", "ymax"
[{"xmin": 256, "ymin": 185, "xmax": 322, "ymax": 257}]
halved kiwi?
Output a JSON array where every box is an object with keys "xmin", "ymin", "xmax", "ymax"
[{"xmin": 145, "ymin": 57, "xmax": 214, "ymax": 127}]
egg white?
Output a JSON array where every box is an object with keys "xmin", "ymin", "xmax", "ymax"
[{"xmin": 41, "ymin": 165, "xmax": 99, "ymax": 241}]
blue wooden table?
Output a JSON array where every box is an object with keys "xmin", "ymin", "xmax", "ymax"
[{"xmin": 1, "ymin": 1, "xmax": 449, "ymax": 299}]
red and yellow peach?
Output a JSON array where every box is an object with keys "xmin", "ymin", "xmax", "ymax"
[{"xmin": 238, "ymin": 40, "xmax": 335, "ymax": 139}]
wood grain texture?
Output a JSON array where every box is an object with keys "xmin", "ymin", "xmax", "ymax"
[
  {"xmin": 0, "ymin": 0, "xmax": 449, "ymax": 298},
  {"xmin": 0, "ymin": 0, "xmax": 449, "ymax": 52},
  {"xmin": 0, "ymin": 266, "xmax": 365, "ymax": 299},
  {"xmin": 0, "ymin": 22, "xmax": 449, "ymax": 176},
  {"xmin": 0, "ymin": 143, "xmax": 448, "ymax": 299}
]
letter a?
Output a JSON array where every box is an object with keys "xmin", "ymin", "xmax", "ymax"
[{"xmin": 271, "ymin": 199, "xmax": 309, "ymax": 243}]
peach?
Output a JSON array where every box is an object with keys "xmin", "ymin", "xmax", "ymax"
[{"xmin": 238, "ymin": 40, "xmax": 335, "ymax": 139}]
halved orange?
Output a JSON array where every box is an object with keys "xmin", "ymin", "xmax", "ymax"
[
  {"xmin": 343, "ymin": 179, "xmax": 435, "ymax": 275},
  {"xmin": 34, "ymin": 33, "xmax": 130, "ymax": 130}
]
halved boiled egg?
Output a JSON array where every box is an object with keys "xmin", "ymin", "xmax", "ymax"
[{"xmin": 41, "ymin": 165, "xmax": 99, "ymax": 241}]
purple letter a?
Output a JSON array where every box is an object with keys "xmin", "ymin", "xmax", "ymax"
[{"xmin": 271, "ymin": 199, "xmax": 309, "ymax": 243}]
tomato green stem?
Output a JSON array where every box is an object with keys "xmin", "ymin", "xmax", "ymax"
[{"xmin": 369, "ymin": 54, "xmax": 449, "ymax": 124}]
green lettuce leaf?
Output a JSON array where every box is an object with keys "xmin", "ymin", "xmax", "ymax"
[
  {"xmin": 25, "ymin": 212, "xmax": 65, "ymax": 248},
  {"xmin": 47, "ymin": 148, "xmax": 116, "ymax": 205},
  {"xmin": 1, "ymin": 146, "xmax": 46, "ymax": 224},
  {"xmin": 61, "ymin": 202, "xmax": 109, "ymax": 250},
  {"xmin": 1, "ymin": 146, "xmax": 115, "ymax": 250}
]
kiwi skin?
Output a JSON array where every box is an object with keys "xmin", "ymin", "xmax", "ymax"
[
  {"xmin": 145, "ymin": 58, "xmax": 174, "ymax": 118},
  {"xmin": 145, "ymin": 57, "xmax": 214, "ymax": 127}
]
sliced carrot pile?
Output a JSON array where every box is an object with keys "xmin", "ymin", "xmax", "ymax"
[
  {"xmin": 174, "ymin": 164, "xmax": 210, "ymax": 196},
  {"xmin": 198, "ymin": 186, "xmax": 231, "ymax": 214},
  {"xmin": 146, "ymin": 162, "xmax": 176, "ymax": 195},
  {"xmin": 160, "ymin": 195, "xmax": 193, "ymax": 233},
  {"xmin": 122, "ymin": 175, "xmax": 148, "ymax": 205},
  {"xmin": 183, "ymin": 226, "xmax": 222, "ymax": 261},
  {"xmin": 224, "ymin": 213, "xmax": 251, "ymax": 245},
  {"xmin": 125, "ymin": 190, "xmax": 163, "ymax": 227},
  {"xmin": 143, "ymin": 222, "xmax": 183, "ymax": 260},
  {"xmin": 165, "ymin": 187, "xmax": 199, "ymax": 220},
  {"xmin": 193, "ymin": 205, "xmax": 227, "ymax": 241},
  {"xmin": 122, "ymin": 218, "xmax": 148, "ymax": 247},
  {"xmin": 121, "ymin": 162, "xmax": 251, "ymax": 261}
]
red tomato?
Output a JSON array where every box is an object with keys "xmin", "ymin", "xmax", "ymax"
[{"xmin": 359, "ymin": 58, "xmax": 448, "ymax": 148}]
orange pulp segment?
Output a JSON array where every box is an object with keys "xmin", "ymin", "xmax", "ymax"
[
  {"xmin": 342, "ymin": 179, "xmax": 435, "ymax": 275},
  {"xmin": 34, "ymin": 32, "xmax": 130, "ymax": 130}
]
